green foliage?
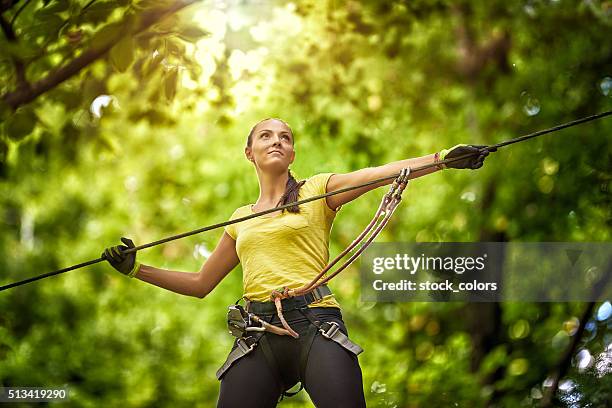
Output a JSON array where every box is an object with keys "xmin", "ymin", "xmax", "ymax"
[
  {"xmin": 0, "ymin": 0, "xmax": 610, "ymax": 406},
  {"xmin": 3, "ymin": 107, "xmax": 38, "ymax": 141}
]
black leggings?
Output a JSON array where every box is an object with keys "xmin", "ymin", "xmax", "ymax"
[{"xmin": 217, "ymin": 307, "xmax": 366, "ymax": 408}]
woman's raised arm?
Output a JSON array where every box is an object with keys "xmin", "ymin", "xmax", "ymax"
[
  {"xmin": 325, "ymin": 153, "xmax": 440, "ymax": 211},
  {"xmin": 326, "ymin": 144, "xmax": 493, "ymax": 210},
  {"xmin": 135, "ymin": 232, "xmax": 239, "ymax": 299}
]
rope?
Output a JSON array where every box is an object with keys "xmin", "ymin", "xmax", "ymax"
[
  {"xmin": 488, "ymin": 110, "xmax": 612, "ymax": 150},
  {"xmin": 1, "ymin": 110, "xmax": 610, "ymax": 292}
]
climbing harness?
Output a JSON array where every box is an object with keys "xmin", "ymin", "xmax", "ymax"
[
  {"xmin": 0, "ymin": 109, "xmax": 611, "ymax": 293},
  {"xmin": 217, "ymin": 285, "xmax": 338, "ymax": 377},
  {"xmin": 217, "ymin": 284, "xmax": 364, "ymax": 401}
]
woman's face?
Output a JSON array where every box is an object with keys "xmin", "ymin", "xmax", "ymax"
[{"xmin": 245, "ymin": 119, "xmax": 295, "ymax": 172}]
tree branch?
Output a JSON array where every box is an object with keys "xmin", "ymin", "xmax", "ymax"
[{"xmin": 1, "ymin": 0, "xmax": 199, "ymax": 111}]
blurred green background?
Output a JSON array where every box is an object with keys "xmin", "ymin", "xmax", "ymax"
[{"xmin": 1, "ymin": 0, "xmax": 611, "ymax": 406}]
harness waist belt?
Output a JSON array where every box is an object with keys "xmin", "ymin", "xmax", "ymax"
[{"xmin": 246, "ymin": 285, "xmax": 332, "ymax": 314}]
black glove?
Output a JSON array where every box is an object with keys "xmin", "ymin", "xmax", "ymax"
[
  {"xmin": 102, "ymin": 237, "xmax": 140, "ymax": 277},
  {"xmin": 438, "ymin": 144, "xmax": 497, "ymax": 169}
]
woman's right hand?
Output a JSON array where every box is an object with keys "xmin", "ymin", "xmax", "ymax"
[
  {"xmin": 102, "ymin": 237, "xmax": 141, "ymax": 278},
  {"xmin": 98, "ymin": 232, "xmax": 238, "ymax": 297}
]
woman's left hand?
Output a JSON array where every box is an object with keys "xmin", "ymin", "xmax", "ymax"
[{"xmin": 438, "ymin": 144, "xmax": 497, "ymax": 170}]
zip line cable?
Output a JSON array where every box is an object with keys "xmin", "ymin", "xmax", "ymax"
[
  {"xmin": 1, "ymin": 110, "xmax": 611, "ymax": 292},
  {"xmin": 488, "ymin": 110, "xmax": 612, "ymax": 149}
]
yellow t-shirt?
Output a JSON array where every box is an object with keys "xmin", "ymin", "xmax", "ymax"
[{"xmin": 225, "ymin": 173, "xmax": 341, "ymax": 309}]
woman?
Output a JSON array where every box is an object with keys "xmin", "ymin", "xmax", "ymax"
[{"xmin": 103, "ymin": 118, "xmax": 492, "ymax": 407}]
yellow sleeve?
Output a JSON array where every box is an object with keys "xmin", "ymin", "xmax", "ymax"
[
  {"xmin": 306, "ymin": 173, "xmax": 342, "ymax": 218},
  {"xmin": 224, "ymin": 208, "xmax": 242, "ymax": 240}
]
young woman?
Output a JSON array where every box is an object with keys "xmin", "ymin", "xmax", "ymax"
[{"xmin": 103, "ymin": 118, "xmax": 492, "ymax": 407}]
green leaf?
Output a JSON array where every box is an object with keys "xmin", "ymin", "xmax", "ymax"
[
  {"xmin": 176, "ymin": 24, "xmax": 210, "ymax": 43},
  {"xmin": 37, "ymin": 0, "xmax": 70, "ymax": 15},
  {"xmin": 90, "ymin": 22, "xmax": 125, "ymax": 50},
  {"xmin": 3, "ymin": 107, "xmax": 38, "ymax": 141},
  {"xmin": 80, "ymin": 1, "xmax": 118, "ymax": 25},
  {"xmin": 163, "ymin": 67, "xmax": 178, "ymax": 101},
  {"xmin": 110, "ymin": 36, "xmax": 135, "ymax": 72},
  {"xmin": 25, "ymin": 15, "xmax": 64, "ymax": 41}
]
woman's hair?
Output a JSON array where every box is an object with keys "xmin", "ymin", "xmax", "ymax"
[{"xmin": 247, "ymin": 118, "xmax": 306, "ymax": 214}]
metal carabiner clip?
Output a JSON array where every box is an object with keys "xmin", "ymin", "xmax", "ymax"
[{"xmin": 226, "ymin": 304, "xmax": 249, "ymax": 337}]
